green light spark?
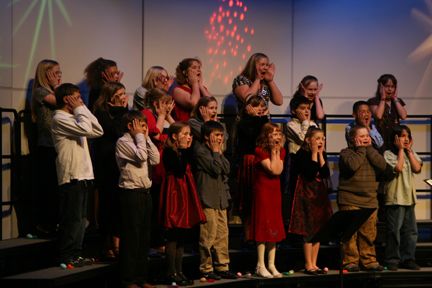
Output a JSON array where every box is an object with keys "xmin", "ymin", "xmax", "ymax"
[
  {"xmin": 55, "ymin": 0, "xmax": 71, "ymax": 26},
  {"xmin": 23, "ymin": 0, "xmax": 47, "ymax": 87},
  {"xmin": 12, "ymin": 0, "xmax": 38, "ymax": 35},
  {"xmin": 8, "ymin": 0, "xmax": 71, "ymax": 84},
  {"xmin": 48, "ymin": 0, "xmax": 56, "ymax": 58},
  {"xmin": 8, "ymin": 0, "xmax": 20, "ymax": 7},
  {"xmin": 0, "ymin": 64, "xmax": 17, "ymax": 68}
]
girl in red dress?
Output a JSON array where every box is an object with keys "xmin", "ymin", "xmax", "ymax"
[
  {"xmin": 159, "ymin": 122, "xmax": 206, "ymax": 285},
  {"xmin": 139, "ymin": 88, "xmax": 175, "ymax": 255},
  {"xmin": 169, "ymin": 58, "xmax": 211, "ymax": 121},
  {"xmin": 250, "ymin": 123, "xmax": 286, "ymax": 278},
  {"xmin": 288, "ymin": 126, "xmax": 332, "ymax": 274}
]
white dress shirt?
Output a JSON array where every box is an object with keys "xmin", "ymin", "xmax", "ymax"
[
  {"xmin": 51, "ymin": 105, "xmax": 104, "ymax": 185},
  {"xmin": 116, "ymin": 132, "xmax": 160, "ymax": 190}
]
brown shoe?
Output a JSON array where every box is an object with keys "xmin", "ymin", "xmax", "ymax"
[
  {"xmin": 344, "ymin": 263, "xmax": 360, "ymax": 272},
  {"xmin": 364, "ymin": 263, "xmax": 384, "ymax": 272}
]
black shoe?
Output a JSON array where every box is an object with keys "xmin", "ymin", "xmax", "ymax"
[
  {"xmin": 304, "ymin": 269, "xmax": 319, "ymax": 275},
  {"xmin": 400, "ymin": 260, "xmax": 420, "ymax": 270},
  {"xmin": 201, "ymin": 272, "xmax": 221, "ymax": 280},
  {"xmin": 177, "ymin": 272, "xmax": 193, "ymax": 286},
  {"xmin": 386, "ymin": 263, "xmax": 398, "ymax": 271},
  {"xmin": 163, "ymin": 274, "xmax": 178, "ymax": 285},
  {"xmin": 217, "ymin": 270, "xmax": 238, "ymax": 279},
  {"xmin": 344, "ymin": 264, "xmax": 360, "ymax": 272}
]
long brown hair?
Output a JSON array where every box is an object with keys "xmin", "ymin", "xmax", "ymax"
[
  {"xmin": 165, "ymin": 121, "xmax": 190, "ymax": 153},
  {"xmin": 256, "ymin": 122, "xmax": 285, "ymax": 152},
  {"xmin": 84, "ymin": 57, "xmax": 117, "ymax": 89},
  {"xmin": 93, "ymin": 81, "xmax": 126, "ymax": 114},
  {"xmin": 175, "ymin": 58, "xmax": 202, "ymax": 85},
  {"xmin": 239, "ymin": 53, "xmax": 268, "ymax": 82},
  {"xmin": 145, "ymin": 88, "xmax": 172, "ymax": 112},
  {"xmin": 301, "ymin": 126, "xmax": 325, "ymax": 151},
  {"xmin": 190, "ymin": 96, "xmax": 217, "ymax": 119}
]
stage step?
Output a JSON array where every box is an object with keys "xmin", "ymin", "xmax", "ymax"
[
  {"xmin": 151, "ymin": 268, "xmax": 432, "ymax": 288},
  {"xmin": 0, "ymin": 238, "xmax": 56, "ymax": 277},
  {"xmin": 2, "ymin": 223, "xmax": 432, "ymax": 287},
  {"xmin": 1, "ymin": 262, "xmax": 118, "ymax": 288},
  {"xmin": 2, "ymin": 244, "xmax": 432, "ymax": 287}
]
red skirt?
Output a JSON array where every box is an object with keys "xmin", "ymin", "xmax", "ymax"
[
  {"xmin": 159, "ymin": 169, "xmax": 206, "ymax": 229},
  {"xmin": 288, "ymin": 175, "xmax": 332, "ymax": 240}
]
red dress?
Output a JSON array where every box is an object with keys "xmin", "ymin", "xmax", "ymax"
[
  {"xmin": 249, "ymin": 147, "xmax": 286, "ymax": 242},
  {"xmin": 159, "ymin": 147, "xmax": 206, "ymax": 229},
  {"xmin": 140, "ymin": 108, "xmax": 167, "ymax": 184},
  {"xmin": 171, "ymin": 85, "xmax": 194, "ymax": 121}
]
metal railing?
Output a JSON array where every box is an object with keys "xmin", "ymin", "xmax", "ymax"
[
  {"xmin": 1, "ymin": 109, "xmax": 431, "ymax": 239},
  {"xmin": 0, "ymin": 108, "xmax": 21, "ymax": 240}
]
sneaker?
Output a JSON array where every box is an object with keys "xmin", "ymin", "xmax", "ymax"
[
  {"xmin": 163, "ymin": 274, "xmax": 178, "ymax": 285},
  {"xmin": 399, "ymin": 260, "xmax": 420, "ymax": 270},
  {"xmin": 364, "ymin": 263, "xmax": 384, "ymax": 272},
  {"xmin": 386, "ymin": 263, "xmax": 398, "ymax": 271},
  {"xmin": 70, "ymin": 256, "xmax": 94, "ymax": 267},
  {"xmin": 344, "ymin": 263, "xmax": 360, "ymax": 272},
  {"xmin": 216, "ymin": 270, "xmax": 238, "ymax": 279},
  {"xmin": 201, "ymin": 272, "xmax": 221, "ymax": 281}
]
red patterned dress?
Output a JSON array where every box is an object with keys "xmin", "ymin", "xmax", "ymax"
[{"xmin": 288, "ymin": 148, "xmax": 332, "ymax": 241}]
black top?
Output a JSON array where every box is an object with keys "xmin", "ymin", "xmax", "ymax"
[
  {"xmin": 292, "ymin": 147, "xmax": 330, "ymax": 181},
  {"xmin": 163, "ymin": 146, "xmax": 193, "ymax": 178},
  {"xmin": 236, "ymin": 115, "xmax": 269, "ymax": 156},
  {"xmin": 93, "ymin": 106, "xmax": 128, "ymax": 186}
]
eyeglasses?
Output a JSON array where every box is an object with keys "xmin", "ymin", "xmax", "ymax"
[{"xmin": 157, "ymin": 75, "xmax": 169, "ymax": 82}]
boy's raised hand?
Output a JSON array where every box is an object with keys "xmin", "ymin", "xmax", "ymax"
[
  {"xmin": 354, "ymin": 136, "xmax": 363, "ymax": 147},
  {"xmin": 208, "ymin": 133, "xmax": 221, "ymax": 153},
  {"xmin": 67, "ymin": 94, "xmax": 83, "ymax": 110},
  {"xmin": 129, "ymin": 119, "xmax": 146, "ymax": 137}
]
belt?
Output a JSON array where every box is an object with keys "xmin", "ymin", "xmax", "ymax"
[
  {"xmin": 120, "ymin": 187, "xmax": 151, "ymax": 194},
  {"xmin": 69, "ymin": 179, "xmax": 93, "ymax": 187}
]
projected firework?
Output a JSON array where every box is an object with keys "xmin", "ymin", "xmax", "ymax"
[
  {"xmin": 9, "ymin": 0, "xmax": 71, "ymax": 86},
  {"xmin": 204, "ymin": 0, "xmax": 255, "ymax": 86},
  {"xmin": 410, "ymin": 0, "xmax": 432, "ymax": 97}
]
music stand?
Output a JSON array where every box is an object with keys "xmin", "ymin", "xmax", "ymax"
[
  {"xmin": 310, "ymin": 208, "xmax": 376, "ymax": 288},
  {"xmin": 424, "ymin": 179, "xmax": 432, "ymax": 187}
]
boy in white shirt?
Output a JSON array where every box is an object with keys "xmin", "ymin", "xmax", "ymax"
[
  {"xmin": 51, "ymin": 83, "xmax": 103, "ymax": 265},
  {"xmin": 116, "ymin": 110, "xmax": 160, "ymax": 288}
]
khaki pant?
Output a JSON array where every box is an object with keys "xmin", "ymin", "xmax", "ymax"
[
  {"xmin": 339, "ymin": 205, "xmax": 379, "ymax": 268},
  {"xmin": 199, "ymin": 208, "xmax": 230, "ymax": 273}
]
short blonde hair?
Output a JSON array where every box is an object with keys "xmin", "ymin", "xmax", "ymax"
[{"xmin": 142, "ymin": 66, "xmax": 167, "ymax": 90}]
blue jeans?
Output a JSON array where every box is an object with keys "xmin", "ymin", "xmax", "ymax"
[
  {"xmin": 385, "ymin": 205, "xmax": 418, "ymax": 264},
  {"xmin": 58, "ymin": 180, "xmax": 90, "ymax": 263}
]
